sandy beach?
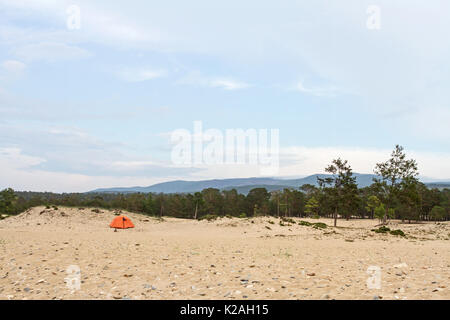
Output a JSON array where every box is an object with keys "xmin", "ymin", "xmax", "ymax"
[{"xmin": 0, "ymin": 206, "xmax": 449, "ymax": 300}]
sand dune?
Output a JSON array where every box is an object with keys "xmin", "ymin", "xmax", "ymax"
[{"xmin": 0, "ymin": 206, "xmax": 449, "ymax": 300}]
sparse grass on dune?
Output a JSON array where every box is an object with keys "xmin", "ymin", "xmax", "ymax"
[{"xmin": 0, "ymin": 206, "xmax": 449, "ymax": 300}]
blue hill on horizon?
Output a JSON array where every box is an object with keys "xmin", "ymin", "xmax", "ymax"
[{"xmin": 90, "ymin": 173, "xmax": 409, "ymax": 194}]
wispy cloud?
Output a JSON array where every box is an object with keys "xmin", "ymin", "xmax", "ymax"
[
  {"xmin": 278, "ymin": 146, "xmax": 450, "ymax": 180},
  {"xmin": 0, "ymin": 0, "xmax": 162, "ymax": 49},
  {"xmin": 293, "ymin": 81, "xmax": 341, "ymax": 97},
  {"xmin": 2, "ymin": 60, "xmax": 25, "ymax": 73},
  {"xmin": 210, "ymin": 78, "xmax": 250, "ymax": 90},
  {"xmin": 0, "ymin": 60, "xmax": 26, "ymax": 81},
  {"xmin": 12, "ymin": 42, "xmax": 92, "ymax": 62},
  {"xmin": 0, "ymin": 147, "xmax": 45, "ymax": 169},
  {"xmin": 114, "ymin": 67, "xmax": 167, "ymax": 82},
  {"xmin": 177, "ymin": 72, "xmax": 250, "ymax": 90}
]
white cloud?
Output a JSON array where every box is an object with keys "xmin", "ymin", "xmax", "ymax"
[
  {"xmin": 0, "ymin": 145, "xmax": 171, "ymax": 192},
  {"xmin": 114, "ymin": 67, "xmax": 167, "ymax": 82},
  {"xmin": 12, "ymin": 42, "xmax": 91, "ymax": 62},
  {"xmin": 110, "ymin": 161, "xmax": 159, "ymax": 169},
  {"xmin": 135, "ymin": 144, "xmax": 450, "ymax": 182},
  {"xmin": 294, "ymin": 81, "xmax": 341, "ymax": 97},
  {"xmin": 0, "ymin": 60, "xmax": 26, "ymax": 82},
  {"xmin": 0, "ymin": 0, "xmax": 63, "ymax": 11},
  {"xmin": 0, "ymin": 0, "xmax": 162, "ymax": 50},
  {"xmin": 210, "ymin": 78, "xmax": 250, "ymax": 90},
  {"xmin": 177, "ymin": 72, "xmax": 250, "ymax": 90},
  {"xmin": 0, "ymin": 166, "xmax": 160, "ymax": 193},
  {"xmin": 277, "ymin": 146, "xmax": 450, "ymax": 180},
  {"xmin": 0, "ymin": 147, "xmax": 45, "ymax": 169},
  {"xmin": 2, "ymin": 60, "xmax": 26, "ymax": 73},
  {"xmin": 1, "ymin": 144, "xmax": 449, "ymax": 193}
]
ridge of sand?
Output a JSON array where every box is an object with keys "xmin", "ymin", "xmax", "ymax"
[{"xmin": 0, "ymin": 206, "xmax": 449, "ymax": 300}]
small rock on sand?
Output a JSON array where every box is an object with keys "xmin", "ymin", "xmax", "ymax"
[{"xmin": 394, "ymin": 262, "xmax": 408, "ymax": 268}]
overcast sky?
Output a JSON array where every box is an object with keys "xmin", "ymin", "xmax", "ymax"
[{"xmin": 1, "ymin": 0, "xmax": 449, "ymax": 192}]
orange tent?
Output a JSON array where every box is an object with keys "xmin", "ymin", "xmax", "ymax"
[{"xmin": 110, "ymin": 215, "xmax": 135, "ymax": 229}]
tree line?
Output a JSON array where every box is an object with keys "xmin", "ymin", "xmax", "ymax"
[{"xmin": 1, "ymin": 145, "xmax": 449, "ymax": 223}]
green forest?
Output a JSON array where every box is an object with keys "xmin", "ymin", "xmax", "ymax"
[{"xmin": 1, "ymin": 145, "xmax": 449, "ymax": 223}]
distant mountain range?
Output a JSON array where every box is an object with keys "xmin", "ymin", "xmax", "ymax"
[{"xmin": 89, "ymin": 174, "xmax": 450, "ymax": 195}]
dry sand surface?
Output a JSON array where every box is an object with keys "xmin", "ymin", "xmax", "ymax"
[{"xmin": 0, "ymin": 206, "xmax": 449, "ymax": 300}]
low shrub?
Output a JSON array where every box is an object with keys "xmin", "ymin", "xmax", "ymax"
[
  {"xmin": 298, "ymin": 220, "xmax": 327, "ymax": 229},
  {"xmin": 199, "ymin": 214, "xmax": 218, "ymax": 221},
  {"xmin": 312, "ymin": 222, "xmax": 327, "ymax": 229},
  {"xmin": 390, "ymin": 229, "xmax": 406, "ymax": 237},
  {"xmin": 281, "ymin": 217, "xmax": 296, "ymax": 224},
  {"xmin": 371, "ymin": 226, "xmax": 405, "ymax": 237},
  {"xmin": 372, "ymin": 226, "xmax": 391, "ymax": 233}
]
